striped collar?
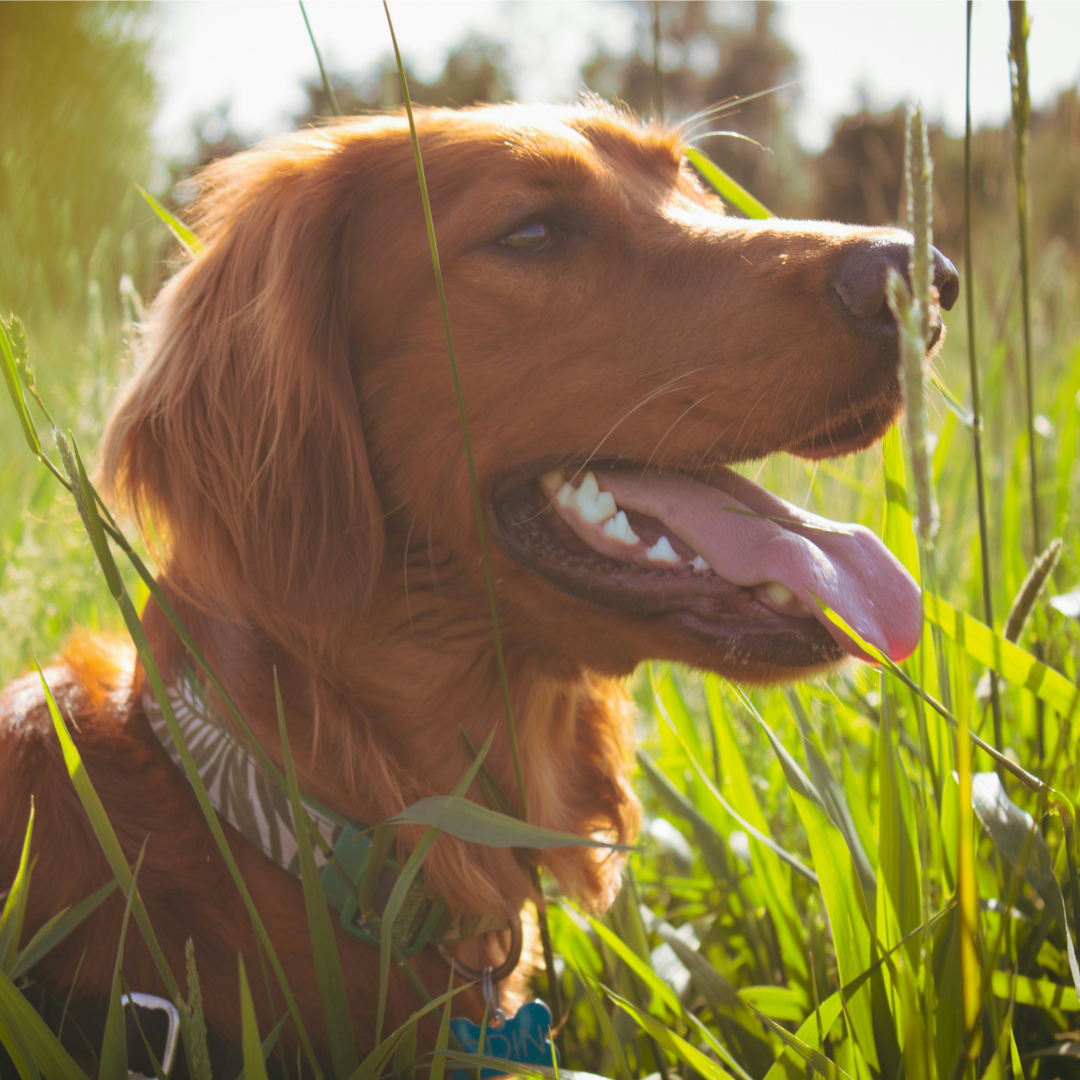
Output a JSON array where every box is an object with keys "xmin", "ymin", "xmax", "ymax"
[{"xmin": 142, "ymin": 666, "xmax": 505, "ymax": 953}]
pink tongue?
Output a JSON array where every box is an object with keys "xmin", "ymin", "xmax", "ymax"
[{"xmin": 595, "ymin": 468, "xmax": 922, "ymax": 662}]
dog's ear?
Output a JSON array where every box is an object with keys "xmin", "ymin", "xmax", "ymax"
[{"xmin": 103, "ymin": 134, "xmax": 382, "ymax": 647}]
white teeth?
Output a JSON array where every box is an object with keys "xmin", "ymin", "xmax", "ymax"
[
  {"xmin": 603, "ymin": 511, "xmax": 639, "ymax": 545},
  {"xmin": 540, "ymin": 470, "xmax": 564, "ymax": 493},
  {"xmin": 574, "ymin": 472, "xmax": 617, "ymax": 523},
  {"xmin": 646, "ymin": 536, "xmax": 680, "ymax": 564},
  {"xmin": 763, "ymin": 582, "xmax": 795, "ymax": 606},
  {"xmin": 554, "ymin": 471, "xmax": 617, "ymax": 523},
  {"xmin": 691, "ymin": 556, "xmax": 711, "ymax": 574}
]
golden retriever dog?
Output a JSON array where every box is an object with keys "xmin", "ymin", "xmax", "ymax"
[{"xmin": 0, "ymin": 103, "xmax": 957, "ymax": 1061}]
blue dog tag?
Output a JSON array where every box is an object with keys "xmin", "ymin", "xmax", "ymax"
[{"xmin": 449, "ymin": 1000, "xmax": 555, "ymax": 1080}]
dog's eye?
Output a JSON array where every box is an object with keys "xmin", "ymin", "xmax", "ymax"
[{"xmin": 499, "ymin": 221, "xmax": 559, "ymax": 252}]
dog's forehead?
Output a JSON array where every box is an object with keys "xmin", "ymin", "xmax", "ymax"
[{"xmin": 426, "ymin": 104, "xmax": 686, "ymax": 189}]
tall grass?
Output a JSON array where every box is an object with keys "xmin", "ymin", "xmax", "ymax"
[{"xmin": 4, "ymin": 3, "xmax": 1080, "ymax": 1079}]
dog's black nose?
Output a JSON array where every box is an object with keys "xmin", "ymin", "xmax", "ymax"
[{"xmin": 833, "ymin": 241, "xmax": 960, "ymax": 325}]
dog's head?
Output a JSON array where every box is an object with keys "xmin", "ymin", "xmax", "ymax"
[{"xmin": 104, "ymin": 103, "xmax": 957, "ymax": 682}]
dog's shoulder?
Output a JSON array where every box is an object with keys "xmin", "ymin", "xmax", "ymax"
[
  {"xmin": 0, "ymin": 635, "xmax": 160, "ymax": 879},
  {"xmin": 0, "ymin": 634, "xmax": 138, "ymax": 757}
]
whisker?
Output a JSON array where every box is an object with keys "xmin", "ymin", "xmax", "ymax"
[
  {"xmin": 639, "ymin": 388, "xmax": 723, "ymax": 481},
  {"xmin": 685, "ymin": 130, "xmax": 772, "ymax": 155},
  {"xmin": 403, "ymin": 515, "xmax": 415, "ymax": 634},
  {"xmin": 678, "ymin": 81, "xmax": 800, "ymax": 141},
  {"xmin": 427, "ymin": 513, "xmax": 442, "ymax": 596},
  {"xmin": 512, "ymin": 365, "xmax": 719, "ymax": 528},
  {"xmin": 571, "ymin": 365, "xmax": 718, "ymax": 482}
]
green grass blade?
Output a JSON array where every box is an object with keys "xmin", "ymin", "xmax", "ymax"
[
  {"xmin": 657, "ymin": 930, "xmax": 769, "ymax": 1044},
  {"xmin": 659, "ymin": 689, "xmax": 819, "ymax": 885},
  {"xmin": 925, "ymin": 592, "xmax": 1076, "ymax": 715},
  {"xmin": 763, "ymin": 907, "xmax": 951, "ymax": 1080},
  {"xmin": 601, "ymin": 983, "xmax": 743, "ymax": 1080},
  {"xmin": 11, "ymin": 880, "xmax": 119, "ymax": 981},
  {"xmin": 389, "ymin": 796, "xmax": 631, "ymax": 850},
  {"xmin": 571, "ymin": 965, "xmax": 632, "ymax": 1080},
  {"xmin": 967, "ymin": 0, "xmax": 997, "ymax": 768},
  {"xmin": 788, "ymin": 690, "xmax": 877, "ymax": 908},
  {"xmin": 99, "ymin": 844, "xmax": 147, "ymax": 1080},
  {"xmin": 234, "ymin": 1016, "xmax": 288, "ymax": 1080},
  {"xmin": 1009, "ymin": 1, "xmax": 1040, "ymax": 556},
  {"xmin": 586, "ymin": 914, "xmax": 680, "ymax": 1018},
  {"xmin": 382, "ymin": 1, "xmax": 525, "ymax": 819},
  {"xmin": 876, "ymin": 674, "xmax": 922, "ymax": 970},
  {"xmin": 0, "ymin": 971, "xmax": 40, "ymax": 1080},
  {"xmin": 0, "ymin": 966, "xmax": 87, "ymax": 1080},
  {"xmin": 971, "ymin": 772, "xmax": 1080, "ymax": 997},
  {"xmin": 136, "ymin": 185, "xmax": 204, "ymax": 257},
  {"xmin": 376, "ymin": 725, "xmax": 496, "ymax": 1044},
  {"xmin": 737, "ymin": 690, "xmax": 879, "ymax": 1066},
  {"xmin": 352, "ymin": 982, "xmax": 472, "ymax": 1080},
  {"xmin": 350, "ymin": 1031, "xmax": 407, "ymax": 1080},
  {"xmin": 651, "ymin": 664, "xmax": 707, "ymax": 764},
  {"xmin": 751, "ymin": 1008, "xmax": 854, "ymax": 1080},
  {"xmin": 460, "ymin": 728, "xmax": 519, "ymax": 820},
  {"xmin": 35, "ymin": 659, "xmax": 180, "ymax": 1002},
  {"xmin": 56, "ymin": 435, "xmax": 325, "ymax": 1079},
  {"xmin": 275, "ymin": 671, "xmax": 358, "ymax": 1080},
  {"xmin": 685, "ymin": 147, "xmax": 773, "ymax": 219},
  {"xmin": 810, "ymin": 594, "xmax": 1058, "ymax": 800},
  {"xmin": 298, "ymin": 1, "xmax": 341, "ymax": 117},
  {"xmin": 840, "ymin": 744, "xmax": 878, "ymax": 869},
  {"xmin": 929, "ymin": 373, "xmax": 975, "ymax": 429},
  {"xmin": 0, "ymin": 313, "xmax": 41, "ymax": 456},
  {"xmin": 0, "ymin": 801, "xmax": 33, "ymax": 973},
  {"xmin": 239, "ymin": 955, "xmax": 270, "ymax": 1080},
  {"xmin": 357, "ymin": 823, "xmax": 397, "ymax": 916},
  {"xmin": 637, "ymin": 749, "xmax": 736, "ymax": 885},
  {"xmin": 738, "ymin": 986, "xmax": 807, "ymax": 1022},
  {"xmin": 991, "ymin": 970, "xmax": 1078, "ymax": 1011},
  {"xmin": 427, "ymin": 967, "xmax": 455, "ymax": 1080},
  {"xmin": 178, "ymin": 940, "xmax": 212, "ymax": 1080},
  {"xmin": 705, "ymin": 677, "xmax": 811, "ymax": 986},
  {"xmin": 433, "ymin": 1051, "xmax": 552, "ymax": 1080},
  {"xmin": 391, "ymin": 1020, "xmax": 416, "ymax": 1078},
  {"xmin": 954, "ymin": 625, "xmax": 981, "ymax": 1038}
]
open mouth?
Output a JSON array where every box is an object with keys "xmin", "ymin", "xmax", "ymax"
[{"xmin": 490, "ymin": 458, "xmax": 922, "ymax": 672}]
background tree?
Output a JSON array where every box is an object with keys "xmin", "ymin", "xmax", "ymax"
[
  {"xmin": 582, "ymin": 1, "xmax": 803, "ymax": 212},
  {"xmin": 295, "ymin": 35, "xmax": 513, "ymax": 126}
]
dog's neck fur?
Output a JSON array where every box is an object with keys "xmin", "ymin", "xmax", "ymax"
[{"xmin": 143, "ymin": 572, "xmax": 637, "ymax": 929}]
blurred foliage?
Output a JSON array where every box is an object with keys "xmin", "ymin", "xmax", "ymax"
[
  {"xmin": 811, "ymin": 89, "xmax": 1080, "ymax": 264},
  {"xmin": 172, "ymin": 35, "xmax": 514, "ymax": 189},
  {"xmin": 0, "ymin": 1, "xmax": 158, "ymax": 319},
  {"xmin": 585, "ymin": 1, "xmax": 1080, "ymax": 281},
  {"xmin": 0, "ymin": 1, "xmax": 161, "ymax": 684},
  {"xmin": 583, "ymin": 1, "xmax": 801, "ymax": 212},
  {"xmin": 296, "ymin": 34, "xmax": 513, "ymax": 124}
]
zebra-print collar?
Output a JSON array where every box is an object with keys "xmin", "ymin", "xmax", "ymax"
[{"xmin": 142, "ymin": 666, "xmax": 506, "ymax": 952}]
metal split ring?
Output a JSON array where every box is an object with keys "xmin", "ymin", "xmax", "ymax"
[{"xmin": 437, "ymin": 906, "xmax": 522, "ymax": 985}]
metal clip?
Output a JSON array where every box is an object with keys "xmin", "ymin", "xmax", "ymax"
[
  {"xmin": 122, "ymin": 993, "xmax": 180, "ymax": 1079},
  {"xmin": 437, "ymin": 906, "xmax": 522, "ymax": 984},
  {"xmin": 480, "ymin": 966, "xmax": 507, "ymax": 1030}
]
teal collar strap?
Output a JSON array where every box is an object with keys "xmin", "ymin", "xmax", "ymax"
[{"xmin": 142, "ymin": 665, "xmax": 504, "ymax": 954}]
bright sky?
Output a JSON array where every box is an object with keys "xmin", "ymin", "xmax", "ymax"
[{"xmin": 151, "ymin": 1, "xmax": 1080, "ymax": 160}]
